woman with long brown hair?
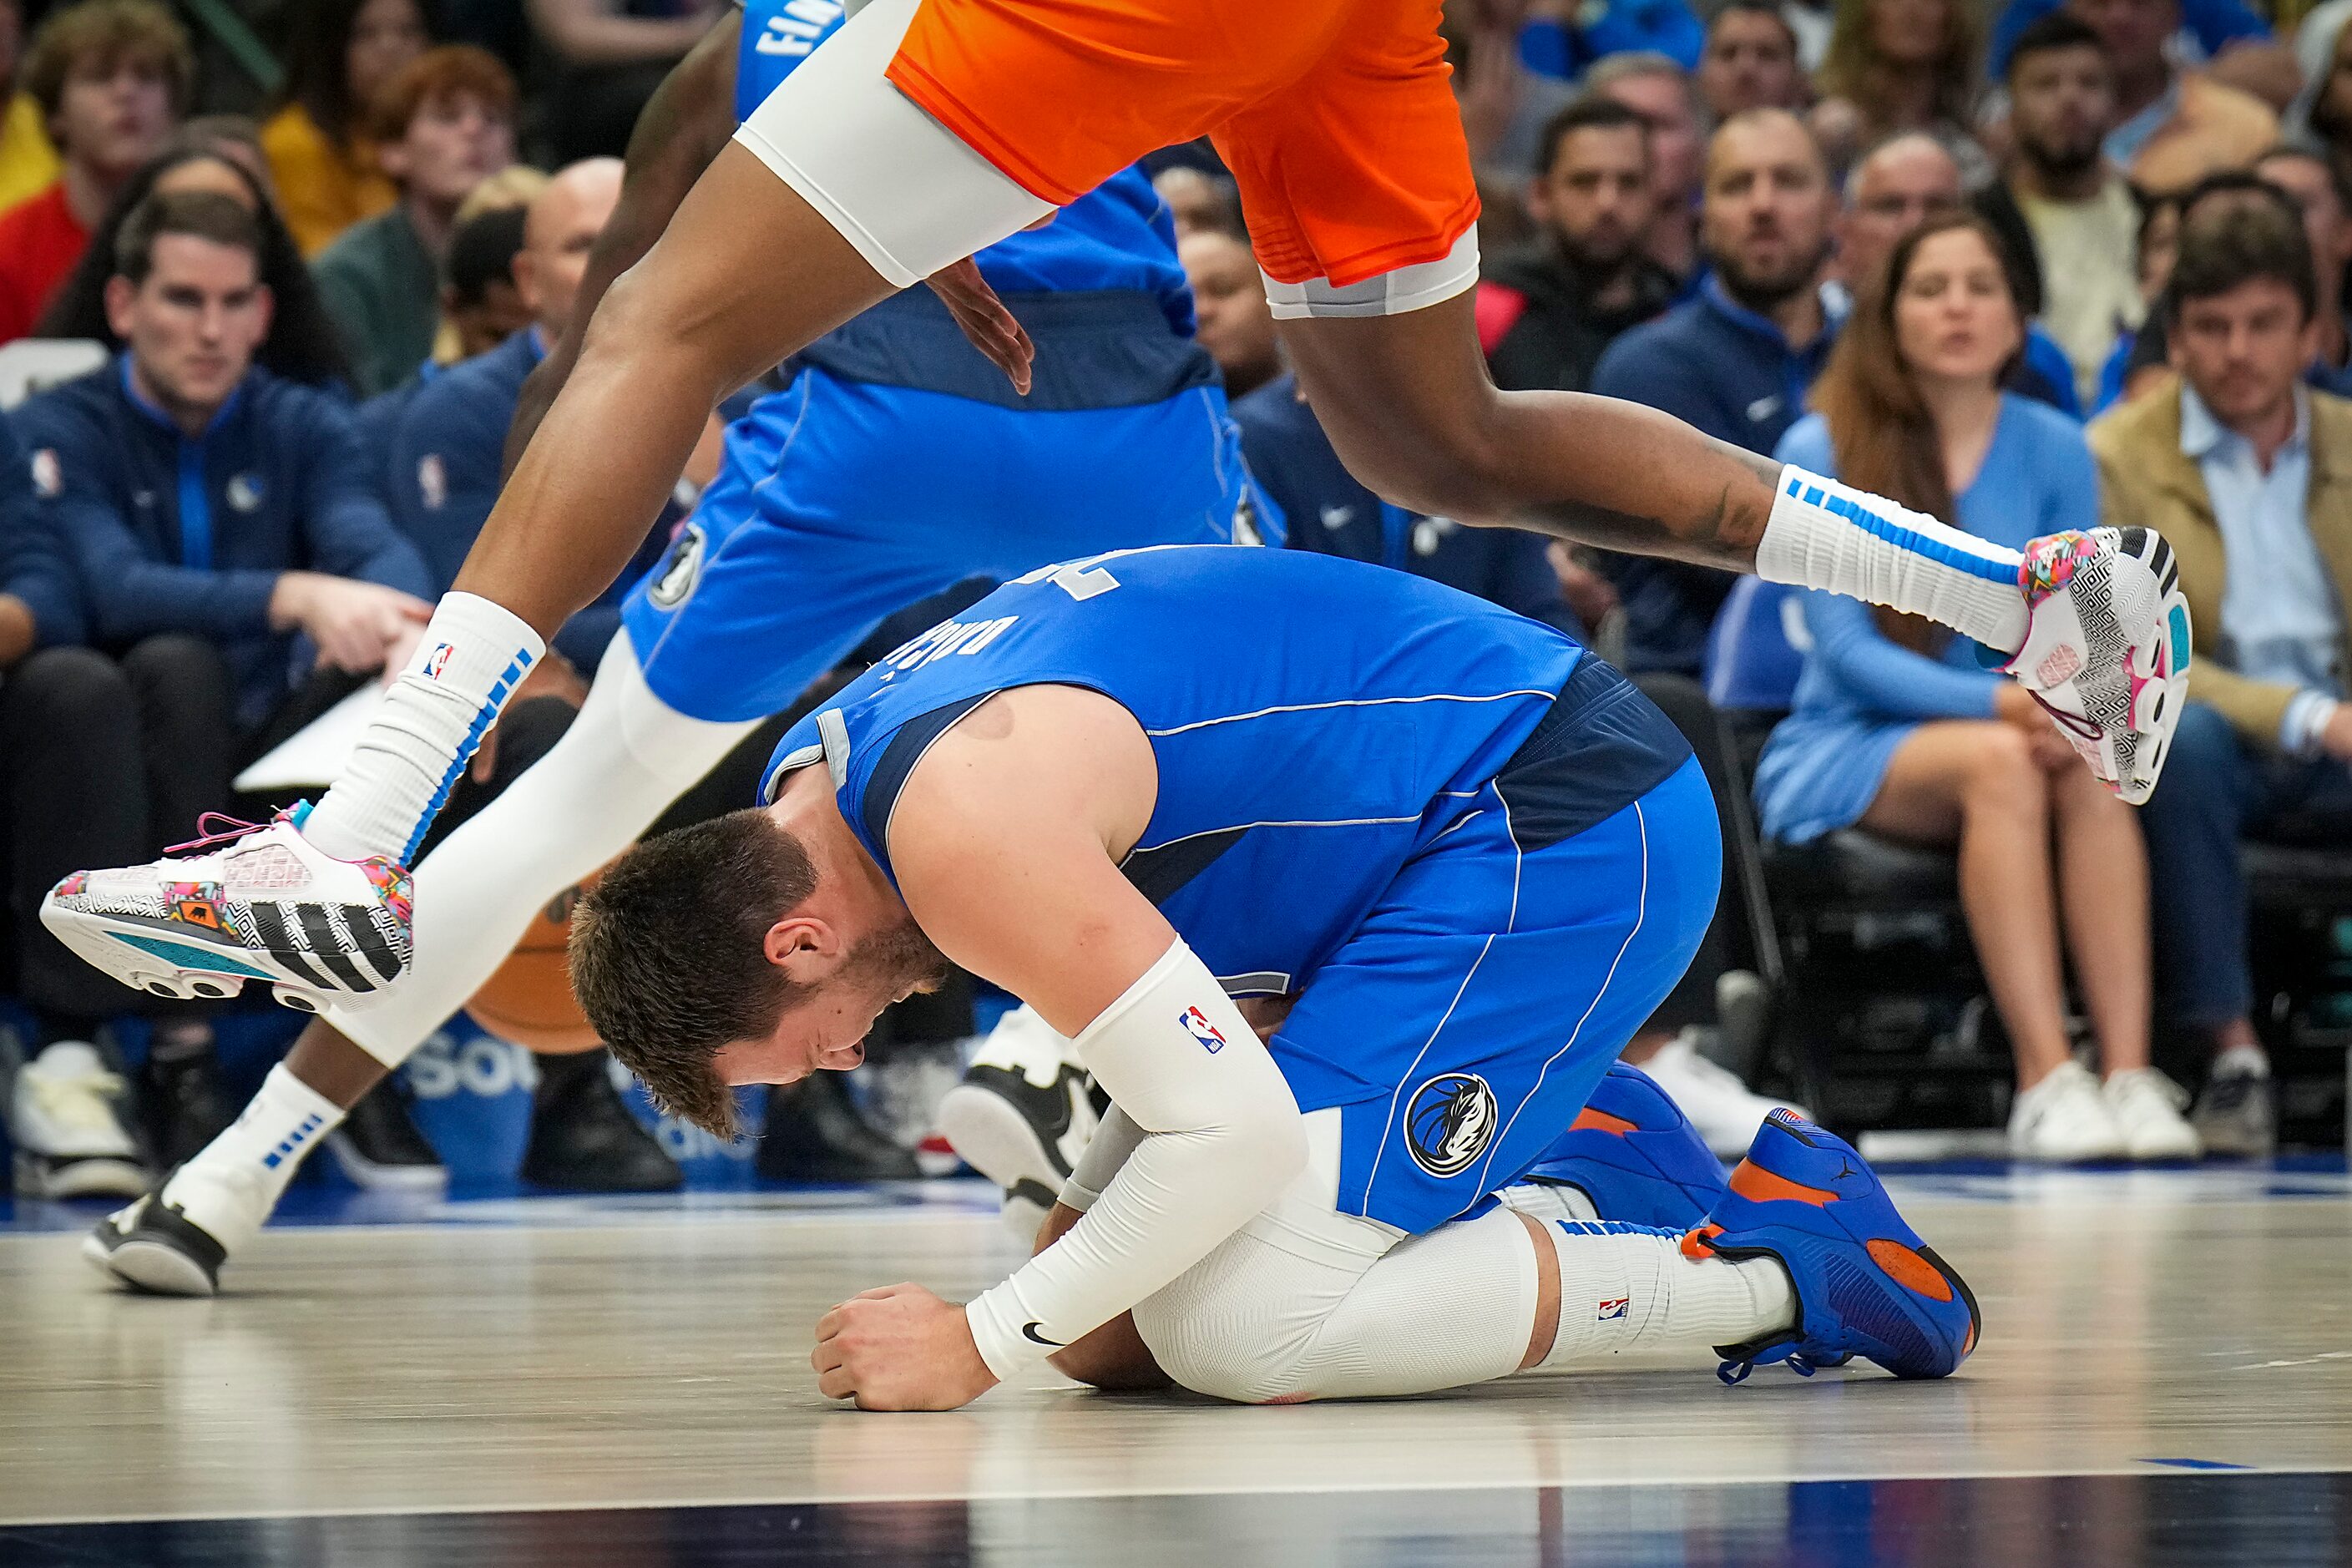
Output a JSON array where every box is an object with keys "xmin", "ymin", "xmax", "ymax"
[
  {"xmin": 1809, "ymin": 0, "xmax": 1990, "ymax": 185},
  {"xmin": 1753, "ymin": 211, "xmax": 2196, "ymax": 1164}
]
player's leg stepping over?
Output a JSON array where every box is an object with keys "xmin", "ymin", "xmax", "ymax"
[{"xmin": 1689, "ymin": 1109, "xmax": 1980, "ymax": 1383}]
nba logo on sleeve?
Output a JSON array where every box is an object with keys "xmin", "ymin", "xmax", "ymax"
[
  {"xmin": 1596, "ymin": 1297, "xmax": 1630, "ymax": 1322},
  {"xmin": 1180, "ymin": 1006, "xmax": 1227, "ymax": 1053}
]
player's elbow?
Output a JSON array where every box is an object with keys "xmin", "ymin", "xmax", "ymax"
[{"xmin": 1323, "ymin": 405, "xmax": 1521, "ymax": 527}]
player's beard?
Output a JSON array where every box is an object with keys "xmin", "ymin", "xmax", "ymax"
[{"xmin": 845, "ymin": 918, "xmax": 953, "ymax": 1005}]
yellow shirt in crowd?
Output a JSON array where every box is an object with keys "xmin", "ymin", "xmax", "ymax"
[
  {"xmin": 261, "ymin": 103, "xmax": 397, "ymax": 258},
  {"xmin": 0, "ymin": 93, "xmax": 59, "ymax": 214}
]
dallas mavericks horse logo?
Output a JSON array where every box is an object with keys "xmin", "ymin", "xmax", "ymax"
[
  {"xmin": 648, "ymin": 524, "xmax": 706, "ymax": 609},
  {"xmin": 1405, "ymin": 1072, "xmax": 1497, "ymax": 1177}
]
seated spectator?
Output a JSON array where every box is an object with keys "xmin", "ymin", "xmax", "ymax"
[
  {"xmin": 2255, "ymin": 145, "xmax": 2352, "ymax": 390},
  {"xmin": 1839, "ymin": 131, "xmax": 2081, "ymax": 412},
  {"xmin": 1699, "ymin": 0, "xmax": 1812, "ymax": 120},
  {"xmin": 1809, "ymin": 0, "xmax": 1995, "ymax": 188},
  {"xmin": 1594, "ymin": 108, "xmax": 1837, "ymax": 677},
  {"xmin": 1586, "ymin": 53, "xmax": 1708, "ymax": 281},
  {"xmin": 427, "ymin": 163, "xmax": 545, "ymax": 370},
  {"xmin": 34, "ymin": 140, "xmax": 352, "ymax": 389},
  {"xmin": 1150, "ymin": 166, "xmax": 1241, "ymax": 241},
  {"xmin": 2076, "ymin": 0, "xmax": 2278, "ymax": 195},
  {"xmin": 1753, "ymin": 212, "xmax": 2193, "ymax": 1162},
  {"xmin": 1234, "ymin": 368, "xmax": 1586, "ymax": 640},
  {"xmin": 312, "ymin": 44, "xmax": 517, "ymax": 395},
  {"xmin": 262, "ymin": 0, "xmax": 431, "ymax": 257},
  {"xmin": 1443, "ymin": 0, "xmax": 1576, "ymax": 187},
  {"xmin": 0, "ymin": 407, "xmax": 137, "ymax": 1200},
  {"xmin": 1516, "ymin": 0, "xmax": 1706, "ymax": 80},
  {"xmin": 1997, "ymin": 0, "xmax": 2271, "ymax": 81},
  {"xmin": 1996, "ymin": 14, "xmax": 2144, "ymax": 407},
  {"xmin": 1177, "ymin": 226, "xmax": 1281, "ymax": 400},
  {"xmin": 388, "ymin": 159, "xmax": 630, "ymax": 670},
  {"xmin": 1480, "ymin": 99, "xmax": 1679, "ymax": 395},
  {"xmin": 10, "ymin": 191, "xmax": 433, "ymax": 1166},
  {"xmin": 527, "ymin": 0, "xmax": 721, "ymax": 164},
  {"xmin": 2093, "ymin": 186, "xmax": 2183, "ymax": 407},
  {"xmin": 0, "ymin": 0, "xmax": 58, "ymax": 210},
  {"xmin": 352, "ymin": 199, "xmax": 532, "ymax": 474},
  {"xmin": 0, "ymin": 0, "xmax": 186, "ymax": 343},
  {"xmin": 2098, "ymin": 199, "xmax": 2352, "ymax": 1158}
]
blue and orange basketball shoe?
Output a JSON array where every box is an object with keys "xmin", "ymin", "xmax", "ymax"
[
  {"xmin": 1686, "ymin": 1109, "xmax": 1979, "ymax": 1383},
  {"xmin": 1516, "ymin": 1062, "xmax": 1729, "ymax": 1230}
]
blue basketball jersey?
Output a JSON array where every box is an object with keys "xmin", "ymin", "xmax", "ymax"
[
  {"xmin": 763, "ymin": 546, "xmax": 1585, "ymax": 1010},
  {"xmin": 736, "ymin": 0, "xmax": 1195, "ymax": 334}
]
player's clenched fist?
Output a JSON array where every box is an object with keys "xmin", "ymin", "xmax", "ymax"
[{"xmin": 812, "ymin": 1282, "xmax": 999, "ymax": 1411}]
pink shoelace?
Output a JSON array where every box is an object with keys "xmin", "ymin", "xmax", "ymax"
[{"xmin": 165, "ymin": 812, "xmax": 271, "ymax": 856}]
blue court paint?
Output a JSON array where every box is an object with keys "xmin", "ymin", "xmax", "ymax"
[{"xmin": 2140, "ymin": 1458, "xmax": 2253, "ymax": 1471}]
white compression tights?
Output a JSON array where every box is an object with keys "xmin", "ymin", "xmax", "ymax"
[
  {"xmin": 1120, "ymin": 1113, "xmax": 1793, "ymax": 1404},
  {"xmin": 325, "ymin": 632, "xmax": 758, "ymax": 1067}
]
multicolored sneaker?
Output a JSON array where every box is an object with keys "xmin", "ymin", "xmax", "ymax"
[
  {"xmin": 1687, "ymin": 1110, "xmax": 1979, "ymax": 1383},
  {"xmin": 2003, "ymin": 527, "xmax": 2190, "ymax": 807},
  {"xmin": 41, "ymin": 808, "xmax": 412, "ymax": 1014},
  {"xmin": 1516, "ymin": 1062, "xmax": 1730, "ymax": 1231}
]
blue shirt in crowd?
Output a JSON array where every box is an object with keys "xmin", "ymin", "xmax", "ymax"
[
  {"xmin": 1987, "ymin": 0, "xmax": 2269, "ymax": 77},
  {"xmin": 16, "ymin": 358, "xmax": 432, "ymax": 724},
  {"xmin": 0, "ymin": 408, "xmax": 81, "ymax": 650},
  {"xmin": 1591, "ymin": 278, "xmax": 1841, "ymax": 676},
  {"xmin": 1232, "ymin": 372, "xmax": 1585, "ymax": 641},
  {"xmin": 386, "ymin": 327, "xmax": 675, "ymax": 675},
  {"xmin": 1751, "ymin": 395, "xmax": 2099, "ymax": 842},
  {"xmin": 1517, "ymin": 0, "xmax": 1707, "ymax": 76}
]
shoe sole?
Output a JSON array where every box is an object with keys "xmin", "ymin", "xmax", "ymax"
[
  {"xmin": 104, "ymin": 1237, "xmax": 217, "ymax": 1297},
  {"xmin": 16, "ymin": 1153, "xmax": 149, "ymax": 1201},
  {"xmin": 322, "ymin": 1130, "xmax": 448, "ymax": 1193},
  {"xmin": 42, "ymin": 898, "xmax": 379, "ymax": 1014},
  {"xmin": 936, "ymin": 1081, "xmax": 1076, "ymax": 1195}
]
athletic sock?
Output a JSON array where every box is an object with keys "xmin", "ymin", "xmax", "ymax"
[
  {"xmin": 301, "ymin": 593, "xmax": 544, "ymax": 864},
  {"xmin": 1759, "ymin": 466, "xmax": 2028, "ymax": 655},
  {"xmin": 2213, "ymin": 1043, "xmax": 2269, "ymax": 1080},
  {"xmin": 1538, "ymin": 1221, "xmax": 1794, "ymax": 1370},
  {"xmin": 156, "ymin": 1064, "xmax": 346, "ymax": 1247},
  {"xmin": 1498, "ymin": 1181, "xmax": 1602, "ymax": 1225}
]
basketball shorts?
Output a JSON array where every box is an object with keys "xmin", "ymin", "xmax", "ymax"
[
  {"xmin": 620, "ymin": 366, "xmax": 1273, "ymax": 723},
  {"xmin": 734, "ymin": 0, "xmax": 1480, "ymax": 316},
  {"xmin": 1271, "ymin": 660, "xmax": 1720, "ymax": 1235}
]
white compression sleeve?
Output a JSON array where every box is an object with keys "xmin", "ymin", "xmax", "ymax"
[
  {"xmin": 326, "ymin": 634, "xmax": 756, "ymax": 1067},
  {"xmin": 1058, "ymin": 1106, "xmax": 1142, "ymax": 1212},
  {"xmin": 1758, "ymin": 466, "xmax": 2030, "ymax": 655},
  {"xmin": 303, "ymin": 593, "xmax": 546, "ymax": 863},
  {"xmin": 964, "ymin": 941, "xmax": 1306, "ymax": 1382}
]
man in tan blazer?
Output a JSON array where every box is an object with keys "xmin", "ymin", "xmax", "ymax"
[{"xmin": 2089, "ymin": 192, "xmax": 2352, "ymax": 1157}]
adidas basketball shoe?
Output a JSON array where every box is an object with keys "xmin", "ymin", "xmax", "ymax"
[
  {"xmin": 42, "ymin": 807, "xmax": 412, "ymax": 1014},
  {"xmin": 1514, "ymin": 1062, "xmax": 1730, "ymax": 1231},
  {"xmin": 2003, "ymin": 527, "xmax": 2190, "ymax": 806},
  {"xmin": 1687, "ymin": 1110, "xmax": 1979, "ymax": 1383}
]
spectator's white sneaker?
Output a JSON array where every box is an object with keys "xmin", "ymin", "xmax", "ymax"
[
  {"xmin": 10, "ymin": 1041, "xmax": 148, "ymax": 1199},
  {"xmin": 2103, "ymin": 1067, "xmax": 2202, "ymax": 1161},
  {"xmin": 2192, "ymin": 1055, "xmax": 2277, "ymax": 1159},
  {"xmin": 41, "ymin": 807, "xmax": 412, "ymax": 1014},
  {"xmin": 2002, "ymin": 527, "xmax": 2191, "ymax": 806},
  {"xmin": 2008, "ymin": 1060, "xmax": 2127, "ymax": 1162},
  {"xmin": 936, "ymin": 1005, "xmax": 1100, "ymax": 1239},
  {"xmin": 1636, "ymin": 1034, "xmax": 1812, "ymax": 1159}
]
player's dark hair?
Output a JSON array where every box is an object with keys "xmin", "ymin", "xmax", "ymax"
[
  {"xmin": 2005, "ymin": 13, "xmax": 2105, "ymax": 83},
  {"xmin": 1536, "ymin": 95, "xmax": 1651, "ymax": 177},
  {"xmin": 570, "ymin": 810, "xmax": 821, "ymax": 1140},
  {"xmin": 113, "ymin": 190, "xmax": 264, "ymax": 285},
  {"xmin": 2168, "ymin": 192, "xmax": 2317, "ymax": 326}
]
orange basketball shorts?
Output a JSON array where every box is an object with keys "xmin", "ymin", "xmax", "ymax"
[{"xmin": 883, "ymin": 0, "xmax": 1482, "ymax": 300}]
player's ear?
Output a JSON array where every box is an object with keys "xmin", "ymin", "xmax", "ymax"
[{"xmin": 761, "ymin": 915, "xmax": 839, "ymax": 979}]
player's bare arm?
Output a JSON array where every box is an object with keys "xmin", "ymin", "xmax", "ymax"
[{"xmin": 812, "ymin": 685, "xmax": 1304, "ymax": 1410}]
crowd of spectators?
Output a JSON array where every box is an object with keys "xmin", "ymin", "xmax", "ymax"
[{"xmin": 0, "ymin": 0, "xmax": 2348, "ymax": 1191}]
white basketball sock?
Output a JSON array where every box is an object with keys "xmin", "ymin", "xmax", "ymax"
[
  {"xmin": 1498, "ymin": 1180, "xmax": 1602, "ymax": 1224},
  {"xmin": 301, "ymin": 593, "xmax": 545, "ymax": 864},
  {"xmin": 1537, "ymin": 1220, "xmax": 1793, "ymax": 1370},
  {"xmin": 1758, "ymin": 466, "xmax": 2028, "ymax": 655},
  {"xmin": 158, "ymin": 1064, "xmax": 345, "ymax": 1248}
]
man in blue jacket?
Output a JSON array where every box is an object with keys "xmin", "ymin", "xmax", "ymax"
[{"xmin": 13, "ymin": 189, "xmax": 431, "ymax": 1169}]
